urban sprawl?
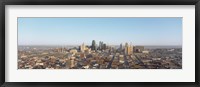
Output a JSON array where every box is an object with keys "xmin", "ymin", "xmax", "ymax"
[{"xmin": 18, "ymin": 40, "xmax": 182, "ymax": 69}]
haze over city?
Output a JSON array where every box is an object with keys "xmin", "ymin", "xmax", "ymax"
[{"xmin": 18, "ymin": 17, "xmax": 182, "ymax": 46}]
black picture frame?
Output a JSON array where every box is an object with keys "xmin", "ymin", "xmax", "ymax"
[{"xmin": 0, "ymin": 0, "xmax": 199, "ymax": 87}]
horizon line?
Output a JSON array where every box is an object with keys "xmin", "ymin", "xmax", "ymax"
[{"xmin": 18, "ymin": 44, "xmax": 182, "ymax": 46}]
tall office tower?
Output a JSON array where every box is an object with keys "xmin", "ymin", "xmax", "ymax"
[
  {"xmin": 101, "ymin": 42, "xmax": 104, "ymax": 50},
  {"xmin": 120, "ymin": 43, "xmax": 123, "ymax": 51},
  {"xmin": 103, "ymin": 43, "xmax": 106, "ymax": 50},
  {"xmin": 80, "ymin": 43, "xmax": 85, "ymax": 52},
  {"xmin": 125, "ymin": 42, "xmax": 128, "ymax": 55},
  {"xmin": 91, "ymin": 40, "xmax": 96, "ymax": 50},
  {"xmin": 128, "ymin": 43, "xmax": 133, "ymax": 55},
  {"xmin": 99, "ymin": 41, "xmax": 101, "ymax": 50},
  {"xmin": 95, "ymin": 44, "xmax": 97, "ymax": 51},
  {"xmin": 99, "ymin": 41, "xmax": 103, "ymax": 50}
]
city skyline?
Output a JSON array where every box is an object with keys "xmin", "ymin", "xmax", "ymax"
[
  {"xmin": 18, "ymin": 17, "xmax": 182, "ymax": 46},
  {"xmin": 18, "ymin": 39, "xmax": 182, "ymax": 69}
]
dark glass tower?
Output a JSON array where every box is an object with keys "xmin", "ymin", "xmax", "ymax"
[{"xmin": 91, "ymin": 40, "xmax": 96, "ymax": 50}]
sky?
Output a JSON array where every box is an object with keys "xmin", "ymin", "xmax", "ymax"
[{"xmin": 18, "ymin": 17, "xmax": 182, "ymax": 46}]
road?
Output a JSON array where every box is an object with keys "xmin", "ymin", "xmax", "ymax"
[
  {"xmin": 134, "ymin": 54, "xmax": 147, "ymax": 68},
  {"xmin": 107, "ymin": 55, "xmax": 115, "ymax": 69},
  {"xmin": 124, "ymin": 54, "xmax": 129, "ymax": 69}
]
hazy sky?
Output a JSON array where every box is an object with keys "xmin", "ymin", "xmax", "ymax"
[{"xmin": 18, "ymin": 17, "xmax": 182, "ymax": 46}]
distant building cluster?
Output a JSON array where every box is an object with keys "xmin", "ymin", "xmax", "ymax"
[{"xmin": 18, "ymin": 40, "xmax": 182, "ymax": 69}]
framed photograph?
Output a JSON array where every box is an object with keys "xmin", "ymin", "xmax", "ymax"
[{"xmin": 0, "ymin": 0, "xmax": 199, "ymax": 87}]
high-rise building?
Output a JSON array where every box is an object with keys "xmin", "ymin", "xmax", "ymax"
[
  {"xmin": 124, "ymin": 42, "xmax": 133, "ymax": 55},
  {"xmin": 103, "ymin": 43, "xmax": 106, "ymax": 50},
  {"xmin": 125, "ymin": 43, "xmax": 128, "ymax": 55},
  {"xmin": 91, "ymin": 40, "xmax": 96, "ymax": 50},
  {"xmin": 128, "ymin": 43, "xmax": 133, "ymax": 55},
  {"xmin": 120, "ymin": 43, "xmax": 123, "ymax": 51},
  {"xmin": 99, "ymin": 41, "xmax": 101, "ymax": 50},
  {"xmin": 95, "ymin": 44, "xmax": 98, "ymax": 51},
  {"xmin": 80, "ymin": 43, "xmax": 85, "ymax": 52},
  {"xmin": 99, "ymin": 41, "xmax": 103, "ymax": 50}
]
